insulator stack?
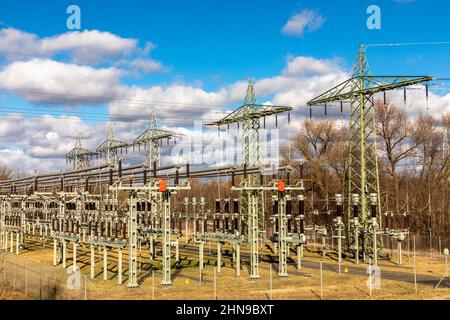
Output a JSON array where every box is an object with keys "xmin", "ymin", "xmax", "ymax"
[
  {"xmin": 224, "ymin": 199, "xmax": 230, "ymax": 213},
  {"xmin": 353, "ymin": 204, "xmax": 359, "ymax": 218},
  {"xmin": 233, "ymin": 199, "xmax": 239, "ymax": 213},
  {"xmin": 371, "ymin": 204, "xmax": 377, "ymax": 218},
  {"xmin": 224, "ymin": 215, "xmax": 229, "ymax": 232},
  {"xmin": 215, "ymin": 199, "xmax": 221, "ymax": 214},
  {"xmin": 272, "ymin": 200, "xmax": 278, "ymax": 215},
  {"xmin": 336, "ymin": 204, "xmax": 342, "ymax": 217},
  {"xmin": 122, "ymin": 222, "xmax": 127, "ymax": 239},
  {"xmin": 286, "ymin": 199, "xmax": 292, "ymax": 215}
]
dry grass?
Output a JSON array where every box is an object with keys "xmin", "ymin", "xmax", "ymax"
[{"xmin": 1, "ymin": 236, "xmax": 448, "ymax": 300}]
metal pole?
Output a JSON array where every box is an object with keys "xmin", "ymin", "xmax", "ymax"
[
  {"xmin": 62, "ymin": 240, "xmax": 67, "ymax": 268},
  {"xmin": 320, "ymin": 261, "xmax": 323, "ymax": 300},
  {"xmin": 103, "ymin": 246, "xmax": 107, "ymax": 280},
  {"xmin": 269, "ymin": 263, "xmax": 273, "ymax": 300},
  {"xmin": 338, "ymin": 224, "xmax": 342, "ymax": 273},
  {"xmin": 161, "ymin": 191, "xmax": 172, "ymax": 285},
  {"xmin": 152, "ymin": 270, "xmax": 155, "ymax": 300},
  {"xmin": 214, "ymin": 267, "xmax": 217, "ymax": 300},
  {"xmin": 373, "ymin": 228, "xmax": 377, "ymax": 267},
  {"xmin": 118, "ymin": 248, "xmax": 122, "ymax": 284},
  {"xmin": 236, "ymin": 243, "xmax": 240, "ymax": 276},
  {"xmin": 149, "ymin": 237, "xmax": 153, "ymax": 260},
  {"xmin": 355, "ymin": 228, "xmax": 359, "ymax": 264},
  {"xmin": 90, "ymin": 245, "xmax": 95, "ymax": 279},
  {"xmin": 15, "ymin": 232, "xmax": 19, "ymax": 255},
  {"xmin": 438, "ymin": 236, "xmax": 441, "ymax": 260},
  {"xmin": 25, "ymin": 258, "xmax": 28, "ymax": 295},
  {"xmin": 297, "ymin": 245, "xmax": 302, "ymax": 272},
  {"xmin": 39, "ymin": 261, "xmax": 42, "ymax": 300},
  {"xmin": 185, "ymin": 219, "xmax": 189, "ymax": 245},
  {"xmin": 53, "ymin": 239, "xmax": 57, "ymax": 266},
  {"xmin": 199, "ymin": 242, "xmax": 204, "ymax": 273},
  {"xmin": 217, "ymin": 242, "xmax": 221, "ymax": 273},
  {"xmin": 398, "ymin": 240, "xmax": 402, "ymax": 266},
  {"xmin": 73, "ymin": 242, "xmax": 77, "ymax": 271},
  {"xmin": 413, "ymin": 235, "xmax": 417, "ymax": 293},
  {"xmin": 369, "ymin": 258, "xmax": 372, "ymax": 297},
  {"xmin": 84, "ymin": 275, "xmax": 87, "ymax": 300},
  {"xmin": 13, "ymin": 255, "xmax": 16, "ymax": 290}
]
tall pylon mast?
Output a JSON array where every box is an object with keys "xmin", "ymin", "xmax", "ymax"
[
  {"xmin": 66, "ymin": 136, "xmax": 91, "ymax": 169},
  {"xmin": 207, "ymin": 80, "xmax": 291, "ymax": 278},
  {"xmin": 132, "ymin": 111, "xmax": 174, "ymax": 167},
  {"xmin": 96, "ymin": 124, "xmax": 127, "ymax": 167},
  {"xmin": 308, "ymin": 44, "xmax": 432, "ymax": 256}
]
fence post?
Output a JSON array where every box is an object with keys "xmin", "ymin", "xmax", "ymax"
[
  {"xmin": 25, "ymin": 258, "xmax": 28, "ymax": 296},
  {"xmin": 13, "ymin": 255, "xmax": 16, "ymax": 291},
  {"xmin": 54, "ymin": 265, "xmax": 57, "ymax": 300},
  {"xmin": 320, "ymin": 261, "xmax": 323, "ymax": 300},
  {"xmin": 152, "ymin": 270, "xmax": 155, "ymax": 300},
  {"xmin": 368, "ymin": 258, "xmax": 372, "ymax": 297},
  {"xmin": 214, "ymin": 267, "xmax": 217, "ymax": 300},
  {"xmin": 413, "ymin": 235, "xmax": 417, "ymax": 294},
  {"xmin": 439, "ymin": 236, "xmax": 442, "ymax": 260},
  {"xmin": 39, "ymin": 261, "xmax": 42, "ymax": 300},
  {"xmin": 269, "ymin": 263, "xmax": 272, "ymax": 300}
]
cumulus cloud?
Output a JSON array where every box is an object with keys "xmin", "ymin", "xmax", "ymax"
[
  {"xmin": 109, "ymin": 84, "xmax": 234, "ymax": 126},
  {"xmin": 0, "ymin": 51, "xmax": 448, "ymax": 174},
  {"xmin": 40, "ymin": 29, "xmax": 137, "ymax": 64},
  {"xmin": 0, "ymin": 28, "xmax": 163, "ymax": 71},
  {"xmin": 0, "ymin": 113, "xmax": 103, "ymax": 173},
  {"xmin": 0, "ymin": 58, "xmax": 126, "ymax": 105},
  {"xmin": 281, "ymin": 9, "xmax": 325, "ymax": 37}
]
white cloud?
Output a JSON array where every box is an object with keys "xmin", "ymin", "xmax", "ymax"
[
  {"xmin": 127, "ymin": 58, "xmax": 164, "ymax": 73},
  {"xmin": 0, "ymin": 58, "xmax": 126, "ymax": 105},
  {"xmin": 40, "ymin": 30, "xmax": 137, "ymax": 64},
  {"xmin": 109, "ymin": 84, "xmax": 233, "ymax": 126},
  {"xmin": 281, "ymin": 9, "xmax": 325, "ymax": 37},
  {"xmin": 0, "ymin": 28, "xmax": 163, "ymax": 71},
  {"xmin": 0, "ymin": 52, "xmax": 449, "ymax": 174}
]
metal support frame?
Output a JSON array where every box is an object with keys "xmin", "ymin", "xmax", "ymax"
[{"xmin": 308, "ymin": 45, "xmax": 432, "ymax": 258}]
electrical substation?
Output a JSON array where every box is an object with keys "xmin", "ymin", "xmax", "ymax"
[{"xmin": 0, "ymin": 45, "xmax": 449, "ymax": 299}]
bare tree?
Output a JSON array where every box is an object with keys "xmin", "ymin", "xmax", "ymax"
[
  {"xmin": 376, "ymin": 102, "xmax": 430, "ymax": 215},
  {"xmin": 0, "ymin": 165, "xmax": 12, "ymax": 181}
]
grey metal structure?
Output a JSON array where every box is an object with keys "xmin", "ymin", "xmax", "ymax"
[
  {"xmin": 66, "ymin": 136, "xmax": 92, "ymax": 170},
  {"xmin": 133, "ymin": 111, "xmax": 174, "ymax": 167}
]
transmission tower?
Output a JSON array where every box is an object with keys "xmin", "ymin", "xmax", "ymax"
[
  {"xmin": 96, "ymin": 124, "xmax": 127, "ymax": 167},
  {"xmin": 66, "ymin": 136, "xmax": 91, "ymax": 169},
  {"xmin": 208, "ymin": 80, "xmax": 291, "ymax": 278},
  {"xmin": 132, "ymin": 111, "xmax": 174, "ymax": 167},
  {"xmin": 307, "ymin": 44, "xmax": 432, "ymax": 258}
]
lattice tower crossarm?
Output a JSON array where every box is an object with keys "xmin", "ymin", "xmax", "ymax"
[
  {"xmin": 132, "ymin": 111, "xmax": 174, "ymax": 167},
  {"xmin": 96, "ymin": 124, "xmax": 127, "ymax": 167},
  {"xmin": 66, "ymin": 136, "xmax": 92, "ymax": 170}
]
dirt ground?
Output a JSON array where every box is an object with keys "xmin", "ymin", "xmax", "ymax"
[{"xmin": 1, "ymin": 235, "xmax": 449, "ymax": 300}]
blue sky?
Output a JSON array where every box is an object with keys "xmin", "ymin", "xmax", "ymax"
[
  {"xmin": 0, "ymin": 0, "xmax": 449, "ymax": 173},
  {"xmin": 2, "ymin": 0, "xmax": 450, "ymax": 84}
]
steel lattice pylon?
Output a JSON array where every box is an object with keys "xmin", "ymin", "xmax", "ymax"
[
  {"xmin": 96, "ymin": 124, "xmax": 127, "ymax": 167},
  {"xmin": 132, "ymin": 111, "xmax": 174, "ymax": 167},
  {"xmin": 66, "ymin": 136, "xmax": 91, "ymax": 169},
  {"xmin": 308, "ymin": 44, "xmax": 432, "ymax": 257},
  {"xmin": 207, "ymin": 80, "xmax": 292, "ymax": 278},
  {"xmin": 347, "ymin": 46, "xmax": 381, "ymax": 227}
]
